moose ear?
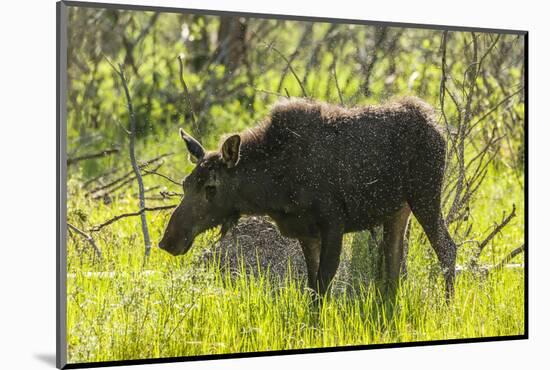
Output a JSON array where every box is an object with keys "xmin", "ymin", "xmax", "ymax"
[
  {"xmin": 221, "ymin": 134, "xmax": 241, "ymax": 168},
  {"xmin": 179, "ymin": 128, "xmax": 205, "ymax": 164}
]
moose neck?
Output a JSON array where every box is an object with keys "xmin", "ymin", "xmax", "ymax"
[{"xmin": 231, "ymin": 143, "xmax": 289, "ymax": 217}]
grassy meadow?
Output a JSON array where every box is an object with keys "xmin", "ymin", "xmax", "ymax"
[{"xmin": 65, "ymin": 6, "xmax": 525, "ymax": 364}]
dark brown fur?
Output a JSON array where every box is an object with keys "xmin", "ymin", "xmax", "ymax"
[{"xmin": 159, "ymin": 97, "xmax": 457, "ymax": 298}]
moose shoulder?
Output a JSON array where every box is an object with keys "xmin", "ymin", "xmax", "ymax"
[{"xmin": 159, "ymin": 97, "xmax": 457, "ymax": 298}]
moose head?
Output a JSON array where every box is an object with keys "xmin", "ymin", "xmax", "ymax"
[{"xmin": 158, "ymin": 129, "xmax": 242, "ymax": 256}]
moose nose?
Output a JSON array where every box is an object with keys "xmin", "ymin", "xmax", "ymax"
[{"xmin": 158, "ymin": 239, "xmax": 180, "ymax": 256}]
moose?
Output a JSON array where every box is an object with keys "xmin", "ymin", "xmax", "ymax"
[{"xmin": 159, "ymin": 97, "xmax": 457, "ymax": 298}]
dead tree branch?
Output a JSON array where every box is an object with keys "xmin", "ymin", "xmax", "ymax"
[
  {"xmin": 68, "ymin": 148, "xmax": 120, "ymax": 165},
  {"xmin": 86, "ymin": 153, "xmax": 172, "ymax": 196},
  {"xmin": 476, "ymin": 204, "xmax": 517, "ymax": 258},
  {"xmin": 177, "ymin": 54, "xmax": 198, "ymax": 133},
  {"xmin": 116, "ymin": 185, "xmax": 161, "ymax": 200},
  {"xmin": 494, "ymin": 244, "xmax": 525, "ymax": 270},
  {"xmin": 160, "ymin": 190, "xmax": 183, "ymax": 199},
  {"xmin": 121, "ymin": 13, "xmax": 159, "ymax": 76},
  {"xmin": 67, "ymin": 222, "xmax": 102, "ymax": 258},
  {"xmin": 359, "ymin": 27, "xmax": 388, "ymax": 97},
  {"xmin": 90, "ymin": 162, "xmax": 163, "ymax": 200},
  {"xmin": 332, "ymin": 60, "xmax": 344, "ymax": 105},
  {"xmin": 276, "ymin": 24, "xmax": 312, "ymax": 93},
  {"xmin": 440, "ymin": 32, "xmax": 508, "ymax": 228},
  {"xmin": 141, "ymin": 167, "xmax": 181, "ymax": 186},
  {"xmin": 82, "ymin": 167, "xmax": 120, "ymax": 189},
  {"xmin": 112, "ymin": 61, "xmax": 152, "ymax": 259},
  {"xmin": 90, "ymin": 205, "xmax": 177, "ymax": 232},
  {"xmin": 466, "ymin": 88, "xmax": 523, "ymax": 137},
  {"xmin": 249, "ymin": 86, "xmax": 286, "ymax": 98},
  {"xmin": 262, "ymin": 40, "xmax": 308, "ymax": 97}
]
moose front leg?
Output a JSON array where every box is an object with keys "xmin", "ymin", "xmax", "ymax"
[
  {"xmin": 383, "ymin": 203, "xmax": 412, "ymax": 299},
  {"xmin": 299, "ymin": 238, "xmax": 321, "ymax": 292},
  {"xmin": 317, "ymin": 225, "xmax": 344, "ymax": 296}
]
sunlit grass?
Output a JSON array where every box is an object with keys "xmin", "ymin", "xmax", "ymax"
[
  {"xmin": 67, "ymin": 244, "xmax": 524, "ymax": 363},
  {"xmin": 66, "ymin": 159, "xmax": 525, "ymax": 363}
]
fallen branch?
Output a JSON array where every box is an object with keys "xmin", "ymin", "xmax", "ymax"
[
  {"xmin": 90, "ymin": 205, "xmax": 177, "ymax": 232},
  {"xmin": 494, "ymin": 244, "xmax": 525, "ymax": 270},
  {"xmin": 67, "ymin": 147, "xmax": 120, "ymax": 165},
  {"xmin": 67, "ymin": 222, "xmax": 102, "ymax": 258}
]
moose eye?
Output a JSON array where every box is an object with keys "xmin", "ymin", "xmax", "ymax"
[{"xmin": 205, "ymin": 185, "xmax": 216, "ymax": 201}]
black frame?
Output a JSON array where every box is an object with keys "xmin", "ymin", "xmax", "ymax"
[{"xmin": 56, "ymin": 1, "xmax": 528, "ymax": 368}]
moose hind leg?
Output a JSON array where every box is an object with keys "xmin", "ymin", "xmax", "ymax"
[
  {"xmin": 406, "ymin": 135, "xmax": 457, "ymax": 299},
  {"xmin": 383, "ymin": 203, "xmax": 412, "ymax": 298},
  {"xmin": 411, "ymin": 208, "xmax": 457, "ymax": 299}
]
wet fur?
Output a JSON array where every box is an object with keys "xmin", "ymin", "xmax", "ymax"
[
  {"xmin": 230, "ymin": 97, "xmax": 456, "ymax": 297},
  {"xmin": 163, "ymin": 97, "xmax": 457, "ymax": 298}
]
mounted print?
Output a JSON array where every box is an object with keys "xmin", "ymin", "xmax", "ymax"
[{"xmin": 57, "ymin": 1, "xmax": 527, "ymax": 368}]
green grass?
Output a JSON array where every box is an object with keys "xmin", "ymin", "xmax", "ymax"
[
  {"xmin": 67, "ymin": 249, "xmax": 524, "ymax": 363},
  {"xmin": 66, "ymin": 159, "xmax": 525, "ymax": 363}
]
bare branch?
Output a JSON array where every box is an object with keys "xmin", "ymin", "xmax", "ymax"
[
  {"xmin": 90, "ymin": 162, "xmax": 163, "ymax": 200},
  {"xmin": 160, "ymin": 190, "xmax": 183, "ymax": 199},
  {"xmin": 477, "ymin": 204, "xmax": 517, "ymax": 257},
  {"xmin": 67, "ymin": 222, "xmax": 102, "ymax": 258},
  {"xmin": 276, "ymin": 24, "xmax": 312, "ymax": 93},
  {"xmin": 115, "ymin": 63, "xmax": 152, "ymax": 259},
  {"xmin": 67, "ymin": 148, "xmax": 120, "ymax": 165},
  {"xmin": 82, "ymin": 167, "xmax": 120, "ymax": 189},
  {"xmin": 263, "ymin": 40, "xmax": 308, "ymax": 97},
  {"xmin": 332, "ymin": 60, "xmax": 344, "ymax": 105},
  {"xmin": 141, "ymin": 167, "xmax": 181, "ymax": 186},
  {"xmin": 117, "ymin": 185, "xmax": 162, "ymax": 200},
  {"xmin": 136, "ymin": 13, "xmax": 159, "ymax": 44},
  {"xmin": 493, "ymin": 244, "xmax": 525, "ymax": 270},
  {"xmin": 466, "ymin": 88, "xmax": 522, "ymax": 136},
  {"xmin": 358, "ymin": 27, "xmax": 388, "ymax": 97},
  {"xmin": 90, "ymin": 205, "xmax": 177, "ymax": 232},
  {"xmin": 476, "ymin": 34, "xmax": 501, "ymax": 76},
  {"xmin": 86, "ymin": 153, "xmax": 172, "ymax": 196},
  {"xmin": 249, "ymin": 86, "xmax": 286, "ymax": 98},
  {"xmin": 177, "ymin": 54, "xmax": 198, "ymax": 133},
  {"xmin": 439, "ymin": 31, "xmax": 459, "ymax": 157}
]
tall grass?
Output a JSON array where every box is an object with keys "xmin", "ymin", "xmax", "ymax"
[
  {"xmin": 66, "ymin": 158, "xmax": 524, "ymax": 363},
  {"xmin": 67, "ymin": 250, "xmax": 523, "ymax": 363}
]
